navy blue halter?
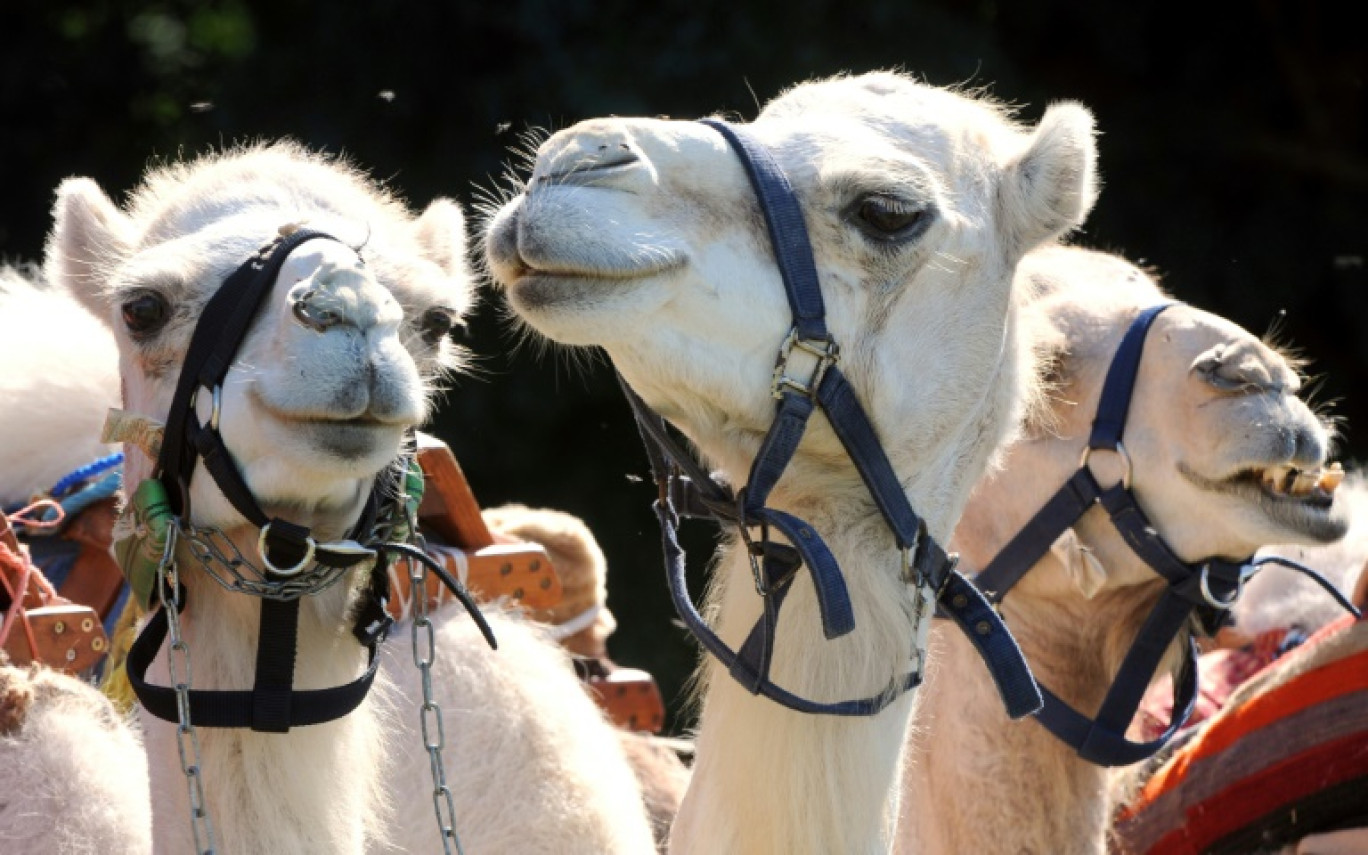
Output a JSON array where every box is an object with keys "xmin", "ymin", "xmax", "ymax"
[
  {"xmin": 972, "ymin": 303, "xmax": 1360, "ymax": 765},
  {"xmin": 618, "ymin": 119, "xmax": 1042, "ymax": 718}
]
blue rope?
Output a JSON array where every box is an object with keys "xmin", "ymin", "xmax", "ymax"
[{"xmin": 49, "ymin": 451, "xmax": 124, "ymax": 499}]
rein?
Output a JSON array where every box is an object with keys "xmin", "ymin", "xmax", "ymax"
[
  {"xmin": 619, "ymin": 119, "xmax": 1042, "ymax": 718},
  {"xmin": 121, "ymin": 227, "xmax": 493, "ymax": 734},
  {"xmin": 971, "ymin": 302, "xmax": 1360, "ymax": 766}
]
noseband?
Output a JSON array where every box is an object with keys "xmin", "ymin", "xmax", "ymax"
[
  {"xmin": 972, "ymin": 303, "xmax": 1359, "ymax": 765},
  {"xmin": 619, "ymin": 119, "xmax": 1042, "ymax": 718},
  {"xmin": 123, "ymin": 227, "xmax": 492, "ymax": 733}
]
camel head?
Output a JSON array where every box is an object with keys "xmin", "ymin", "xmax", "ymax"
[
  {"xmin": 956, "ymin": 247, "xmax": 1348, "ymax": 603},
  {"xmin": 45, "ymin": 143, "xmax": 472, "ymax": 540},
  {"xmin": 488, "ymin": 72, "xmax": 1098, "ymax": 530}
]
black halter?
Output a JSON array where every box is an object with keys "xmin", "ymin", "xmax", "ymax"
[
  {"xmin": 620, "ymin": 119, "xmax": 1042, "ymax": 718},
  {"xmin": 972, "ymin": 302, "xmax": 1360, "ymax": 765},
  {"xmin": 126, "ymin": 228, "xmax": 493, "ymax": 733}
]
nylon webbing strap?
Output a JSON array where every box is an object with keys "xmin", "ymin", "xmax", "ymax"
[
  {"xmin": 698, "ymin": 118, "xmax": 828, "ymax": 341},
  {"xmin": 971, "ymin": 468, "xmax": 1103, "ymax": 601},
  {"xmin": 1088, "ymin": 302, "xmax": 1174, "ymax": 450},
  {"xmin": 128, "ymin": 604, "xmax": 381, "ymax": 729},
  {"xmin": 158, "ymin": 229, "xmax": 338, "ymax": 517},
  {"xmin": 252, "ymin": 598, "xmax": 300, "ymax": 732}
]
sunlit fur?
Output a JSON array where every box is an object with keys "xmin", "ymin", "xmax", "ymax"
[
  {"xmin": 486, "ymin": 71, "xmax": 1100, "ymax": 854},
  {"xmin": 899, "ymin": 246, "xmax": 1348, "ymax": 855},
  {"xmin": 0, "ymin": 266, "xmax": 121, "ymax": 506},
  {"xmin": 0, "ymin": 661, "xmax": 152, "ymax": 854}
]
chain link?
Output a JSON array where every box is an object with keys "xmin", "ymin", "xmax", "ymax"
[
  {"xmin": 407, "ymin": 540, "xmax": 466, "ymax": 855},
  {"xmin": 156, "ymin": 523, "xmax": 217, "ymax": 855}
]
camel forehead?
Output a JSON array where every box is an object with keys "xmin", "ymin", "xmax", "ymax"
[
  {"xmin": 758, "ymin": 73, "xmax": 1024, "ymax": 161},
  {"xmin": 1157, "ymin": 306, "xmax": 1288, "ymax": 367},
  {"xmin": 127, "ymin": 145, "xmax": 408, "ymax": 248}
]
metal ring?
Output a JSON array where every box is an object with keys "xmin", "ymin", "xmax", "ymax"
[
  {"xmin": 1079, "ymin": 441, "xmax": 1133, "ymax": 490},
  {"xmin": 1199, "ymin": 563, "xmax": 1243, "ymax": 609},
  {"xmin": 209, "ymin": 385, "xmax": 222, "ymax": 431},
  {"xmin": 257, "ymin": 523, "xmax": 317, "ymax": 577},
  {"xmin": 191, "ymin": 386, "xmax": 223, "ymax": 432}
]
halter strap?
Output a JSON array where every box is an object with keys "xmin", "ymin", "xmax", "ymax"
[
  {"xmin": 612, "ymin": 119, "xmax": 1041, "ymax": 719},
  {"xmin": 970, "ymin": 302, "xmax": 1360, "ymax": 765}
]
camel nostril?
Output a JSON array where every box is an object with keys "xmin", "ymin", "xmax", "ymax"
[
  {"xmin": 293, "ymin": 296, "xmax": 342, "ymax": 333},
  {"xmin": 598, "ymin": 145, "xmax": 608, "ymax": 152}
]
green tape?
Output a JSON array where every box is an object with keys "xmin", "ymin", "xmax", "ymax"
[{"xmin": 112, "ymin": 479, "xmax": 177, "ymax": 611}]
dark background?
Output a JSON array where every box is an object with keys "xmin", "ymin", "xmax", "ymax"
[{"xmin": 3, "ymin": 0, "xmax": 1364, "ymax": 733}]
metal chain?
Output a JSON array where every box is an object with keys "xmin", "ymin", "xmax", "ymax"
[
  {"xmin": 156, "ymin": 523, "xmax": 217, "ymax": 855},
  {"xmin": 407, "ymin": 541, "xmax": 466, "ymax": 855}
]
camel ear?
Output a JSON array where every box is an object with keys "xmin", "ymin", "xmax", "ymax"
[
  {"xmin": 1050, "ymin": 528, "xmax": 1107, "ymax": 600},
  {"xmin": 412, "ymin": 197, "xmax": 468, "ymax": 277},
  {"xmin": 44, "ymin": 178, "xmax": 134, "ymax": 323},
  {"xmin": 999, "ymin": 102, "xmax": 1098, "ymax": 256}
]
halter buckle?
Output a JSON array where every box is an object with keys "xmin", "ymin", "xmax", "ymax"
[
  {"xmin": 257, "ymin": 523, "xmax": 317, "ymax": 577},
  {"xmin": 771, "ymin": 327, "xmax": 839, "ymax": 401},
  {"xmin": 1080, "ymin": 441, "xmax": 1133, "ymax": 490}
]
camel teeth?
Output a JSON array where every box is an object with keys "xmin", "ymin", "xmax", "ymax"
[
  {"xmin": 1318, "ymin": 466, "xmax": 1345, "ymax": 493},
  {"xmin": 1289, "ymin": 471, "xmax": 1318, "ymax": 496},
  {"xmin": 1262, "ymin": 466, "xmax": 1291, "ymax": 494}
]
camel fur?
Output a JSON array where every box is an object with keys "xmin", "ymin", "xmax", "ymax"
[
  {"xmin": 486, "ymin": 71, "xmax": 1099, "ymax": 854},
  {"xmin": 0, "ymin": 265, "xmax": 120, "ymax": 508},
  {"xmin": 0, "ymin": 657, "xmax": 152, "ymax": 854},
  {"xmin": 32, "ymin": 142, "xmax": 653, "ymax": 854},
  {"xmin": 896, "ymin": 246, "xmax": 1349, "ymax": 854}
]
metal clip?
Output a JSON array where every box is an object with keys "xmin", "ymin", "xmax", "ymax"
[{"xmin": 771, "ymin": 326, "xmax": 839, "ymax": 401}]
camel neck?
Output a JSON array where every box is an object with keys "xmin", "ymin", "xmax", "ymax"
[
  {"xmin": 671, "ymin": 517, "xmax": 919, "ymax": 855},
  {"xmin": 897, "ymin": 556, "xmax": 1164, "ymax": 855},
  {"xmin": 143, "ymin": 529, "xmax": 379, "ymax": 853}
]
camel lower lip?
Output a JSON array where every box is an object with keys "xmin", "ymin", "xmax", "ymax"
[
  {"xmin": 507, "ymin": 266, "xmax": 680, "ymax": 312},
  {"xmin": 1183, "ymin": 464, "xmax": 1348, "ymax": 542}
]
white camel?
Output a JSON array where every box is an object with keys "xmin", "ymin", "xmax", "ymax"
[
  {"xmin": 486, "ymin": 71, "xmax": 1099, "ymax": 854},
  {"xmin": 36, "ymin": 142, "xmax": 654, "ymax": 854},
  {"xmin": 895, "ymin": 246, "xmax": 1349, "ymax": 854}
]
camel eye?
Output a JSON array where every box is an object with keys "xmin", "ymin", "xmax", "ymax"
[
  {"xmin": 418, "ymin": 307, "xmax": 460, "ymax": 346},
  {"xmin": 852, "ymin": 195, "xmax": 928, "ymax": 241},
  {"xmin": 120, "ymin": 291, "xmax": 170, "ymax": 337}
]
